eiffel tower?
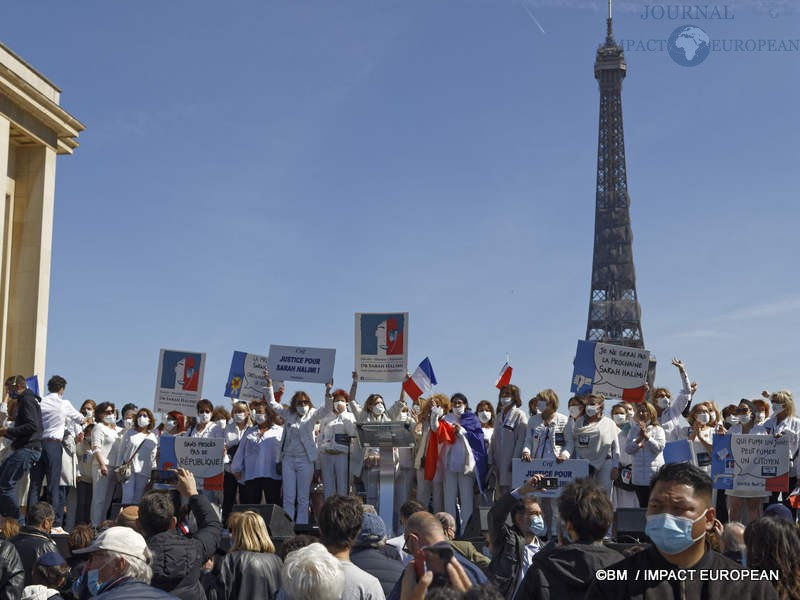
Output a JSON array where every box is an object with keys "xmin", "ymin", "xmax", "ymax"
[{"xmin": 585, "ymin": 1, "xmax": 645, "ymax": 349}]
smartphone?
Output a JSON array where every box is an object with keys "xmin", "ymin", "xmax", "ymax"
[
  {"xmin": 542, "ymin": 477, "xmax": 559, "ymax": 489},
  {"xmin": 150, "ymin": 469, "xmax": 178, "ymax": 489}
]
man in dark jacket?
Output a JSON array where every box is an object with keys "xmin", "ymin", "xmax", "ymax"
[
  {"xmin": 585, "ymin": 463, "xmax": 778, "ymax": 600},
  {"xmin": 138, "ymin": 468, "xmax": 221, "ymax": 600},
  {"xmin": 0, "ymin": 537, "xmax": 24, "ymax": 600},
  {"xmin": 10, "ymin": 501, "xmax": 59, "ymax": 586},
  {"xmin": 515, "ymin": 479, "xmax": 623, "ymax": 600},
  {"xmin": 0, "ymin": 375, "xmax": 42, "ymax": 519},
  {"xmin": 487, "ymin": 474, "xmax": 546, "ymax": 599},
  {"xmin": 349, "ymin": 512, "xmax": 404, "ymax": 598}
]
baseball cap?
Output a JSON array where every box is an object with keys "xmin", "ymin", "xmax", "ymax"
[
  {"xmin": 356, "ymin": 513, "xmax": 387, "ymax": 546},
  {"xmin": 37, "ymin": 551, "xmax": 66, "ymax": 567},
  {"xmin": 73, "ymin": 526, "xmax": 148, "ymax": 561}
]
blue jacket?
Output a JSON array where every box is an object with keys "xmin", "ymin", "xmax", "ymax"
[{"xmin": 96, "ymin": 579, "xmax": 178, "ymax": 600}]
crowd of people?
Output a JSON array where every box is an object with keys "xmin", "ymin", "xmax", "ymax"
[{"xmin": 0, "ymin": 364, "xmax": 797, "ymax": 599}]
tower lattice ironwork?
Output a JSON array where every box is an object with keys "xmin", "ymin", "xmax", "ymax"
[{"xmin": 585, "ymin": 3, "xmax": 644, "ymax": 348}]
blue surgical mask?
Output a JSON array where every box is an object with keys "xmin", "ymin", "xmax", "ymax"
[
  {"xmin": 644, "ymin": 510, "xmax": 708, "ymax": 555},
  {"xmin": 529, "ymin": 515, "xmax": 547, "ymax": 537},
  {"xmin": 86, "ymin": 568, "xmax": 104, "ymax": 597}
]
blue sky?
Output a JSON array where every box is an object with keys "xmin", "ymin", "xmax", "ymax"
[{"xmin": 2, "ymin": 0, "xmax": 798, "ymax": 415}]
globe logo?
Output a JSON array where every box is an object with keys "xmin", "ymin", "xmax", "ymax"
[{"xmin": 668, "ymin": 25, "xmax": 711, "ymax": 67}]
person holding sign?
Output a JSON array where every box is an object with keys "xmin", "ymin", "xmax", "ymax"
[
  {"xmin": 318, "ymin": 385, "xmax": 358, "ymax": 499},
  {"xmin": 626, "ymin": 401, "xmax": 666, "ymax": 508},
  {"xmin": 231, "ymin": 402, "xmax": 283, "ymax": 506},
  {"xmin": 571, "ymin": 394, "xmax": 619, "ymax": 499},
  {"xmin": 726, "ymin": 399, "xmax": 770, "ymax": 525},
  {"xmin": 652, "ymin": 358, "xmax": 696, "ymax": 442},
  {"xmin": 265, "ymin": 376, "xmax": 319, "ymax": 526},
  {"xmin": 763, "ymin": 390, "xmax": 800, "ymax": 515},
  {"xmin": 687, "ymin": 402, "xmax": 717, "ymax": 474}
]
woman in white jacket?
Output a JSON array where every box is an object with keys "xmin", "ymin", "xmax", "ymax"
[
  {"xmin": 118, "ymin": 408, "xmax": 158, "ymax": 506},
  {"xmin": 572, "ymin": 393, "xmax": 619, "ymax": 499},
  {"xmin": 318, "ymin": 387, "xmax": 358, "ymax": 499},
  {"xmin": 626, "ymin": 401, "xmax": 666, "ymax": 508}
]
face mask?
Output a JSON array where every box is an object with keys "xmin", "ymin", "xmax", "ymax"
[
  {"xmin": 123, "ymin": 419, "xmax": 133, "ymax": 430},
  {"xmin": 696, "ymin": 413, "xmax": 710, "ymax": 425},
  {"xmin": 373, "ymin": 404, "xmax": 386, "ymax": 417},
  {"xmin": 569, "ymin": 406, "xmax": 582, "ymax": 419},
  {"xmin": 86, "ymin": 558, "xmax": 113, "ymax": 597},
  {"xmin": 296, "ymin": 405, "xmax": 309, "ymax": 416},
  {"xmin": 453, "ymin": 406, "xmax": 465, "ymax": 416},
  {"xmin": 254, "ymin": 413, "xmax": 267, "ymax": 424},
  {"xmin": 627, "ymin": 410, "xmax": 635, "ymax": 420},
  {"xmin": 757, "ymin": 412, "xmax": 766, "ymax": 423},
  {"xmin": 537, "ymin": 400, "xmax": 548, "ymax": 412},
  {"xmin": 166, "ymin": 419, "xmax": 177, "ymax": 430},
  {"xmin": 216, "ymin": 419, "xmax": 227, "ymax": 429},
  {"xmin": 83, "ymin": 409, "xmax": 93, "ymax": 418},
  {"xmin": 334, "ymin": 401, "xmax": 346, "ymax": 413},
  {"xmin": 772, "ymin": 403, "xmax": 784, "ymax": 413},
  {"xmin": 613, "ymin": 413, "xmax": 627, "ymax": 425},
  {"xmin": 137, "ymin": 416, "xmax": 150, "ymax": 428},
  {"xmin": 234, "ymin": 413, "xmax": 247, "ymax": 423},
  {"xmin": 738, "ymin": 413, "xmax": 751, "ymax": 425},
  {"xmin": 478, "ymin": 411, "xmax": 492, "ymax": 424},
  {"xmin": 657, "ymin": 397, "xmax": 670, "ymax": 409},
  {"xmin": 529, "ymin": 515, "xmax": 547, "ymax": 537},
  {"xmin": 727, "ymin": 415, "xmax": 740, "ymax": 425},
  {"xmin": 197, "ymin": 413, "xmax": 211, "ymax": 424},
  {"xmin": 103, "ymin": 414, "xmax": 116, "ymax": 425},
  {"xmin": 585, "ymin": 405, "xmax": 599, "ymax": 417},
  {"xmin": 500, "ymin": 396, "xmax": 513, "ymax": 407},
  {"xmin": 399, "ymin": 412, "xmax": 409, "ymax": 422},
  {"xmin": 645, "ymin": 510, "xmax": 708, "ymax": 555}
]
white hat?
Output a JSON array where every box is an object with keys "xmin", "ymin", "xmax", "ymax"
[{"xmin": 73, "ymin": 526, "xmax": 148, "ymax": 561}]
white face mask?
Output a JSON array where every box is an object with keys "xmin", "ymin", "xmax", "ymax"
[
  {"xmin": 103, "ymin": 414, "xmax": 116, "ymax": 425},
  {"xmin": 372, "ymin": 403, "xmax": 385, "ymax": 416},
  {"xmin": 123, "ymin": 419, "xmax": 133, "ymax": 430},
  {"xmin": 772, "ymin": 403, "xmax": 784, "ymax": 413},
  {"xmin": 728, "ymin": 415, "xmax": 740, "ymax": 425},
  {"xmin": 500, "ymin": 396, "xmax": 513, "ymax": 407},
  {"xmin": 627, "ymin": 410, "xmax": 635, "ymax": 420},
  {"xmin": 296, "ymin": 405, "xmax": 309, "ymax": 416},
  {"xmin": 585, "ymin": 405, "xmax": 599, "ymax": 417},
  {"xmin": 453, "ymin": 406, "xmax": 465, "ymax": 416},
  {"xmin": 254, "ymin": 413, "xmax": 267, "ymax": 424},
  {"xmin": 738, "ymin": 413, "xmax": 752, "ymax": 425},
  {"xmin": 137, "ymin": 416, "xmax": 150, "ymax": 428},
  {"xmin": 612, "ymin": 413, "xmax": 627, "ymax": 425},
  {"xmin": 696, "ymin": 413, "xmax": 710, "ymax": 425},
  {"xmin": 197, "ymin": 413, "xmax": 211, "ymax": 424},
  {"xmin": 478, "ymin": 411, "xmax": 492, "ymax": 424},
  {"xmin": 334, "ymin": 401, "xmax": 347, "ymax": 413},
  {"xmin": 657, "ymin": 397, "xmax": 670, "ymax": 409},
  {"xmin": 83, "ymin": 409, "xmax": 93, "ymax": 418},
  {"xmin": 166, "ymin": 419, "xmax": 177, "ymax": 430},
  {"xmin": 569, "ymin": 406, "xmax": 582, "ymax": 419},
  {"xmin": 757, "ymin": 412, "xmax": 766, "ymax": 423},
  {"xmin": 216, "ymin": 419, "xmax": 227, "ymax": 429},
  {"xmin": 234, "ymin": 413, "xmax": 247, "ymax": 424},
  {"xmin": 537, "ymin": 400, "xmax": 548, "ymax": 412}
]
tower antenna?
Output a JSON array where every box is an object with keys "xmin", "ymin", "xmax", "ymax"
[{"xmin": 607, "ymin": 0, "xmax": 614, "ymax": 42}]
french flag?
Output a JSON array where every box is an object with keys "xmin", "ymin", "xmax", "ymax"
[
  {"xmin": 403, "ymin": 357, "xmax": 437, "ymax": 401},
  {"xmin": 495, "ymin": 360, "xmax": 513, "ymax": 389}
]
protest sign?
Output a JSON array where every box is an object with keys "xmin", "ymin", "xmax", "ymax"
[
  {"xmin": 511, "ymin": 458, "xmax": 590, "ymax": 498},
  {"xmin": 570, "ymin": 340, "xmax": 649, "ymax": 402},
  {"xmin": 267, "ymin": 345, "xmax": 335, "ymax": 384},
  {"xmin": 663, "ymin": 439, "xmax": 712, "ymax": 468},
  {"xmin": 225, "ymin": 351, "xmax": 271, "ymax": 401},
  {"xmin": 355, "ymin": 312, "xmax": 409, "ymax": 382},
  {"xmin": 154, "ymin": 349, "xmax": 205, "ymax": 414},
  {"xmin": 711, "ymin": 434, "xmax": 790, "ymax": 492},
  {"xmin": 158, "ymin": 436, "xmax": 224, "ymax": 491}
]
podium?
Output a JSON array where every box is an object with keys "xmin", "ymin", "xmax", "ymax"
[{"xmin": 356, "ymin": 422, "xmax": 416, "ymax": 536}]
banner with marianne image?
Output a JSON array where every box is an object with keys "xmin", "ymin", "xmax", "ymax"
[
  {"xmin": 711, "ymin": 433, "xmax": 790, "ymax": 492},
  {"xmin": 225, "ymin": 351, "xmax": 271, "ymax": 401},
  {"xmin": 570, "ymin": 340, "xmax": 649, "ymax": 402},
  {"xmin": 267, "ymin": 345, "xmax": 335, "ymax": 384},
  {"xmin": 155, "ymin": 349, "xmax": 206, "ymax": 414},
  {"xmin": 158, "ymin": 435, "xmax": 224, "ymax": 491},
  {"xmin": 511, "ymin": 458, "xmax": 590, "ymax": 498},
  {"xmin": 355, "ymin": 312, "xmax": 408, "ymax": 382}
]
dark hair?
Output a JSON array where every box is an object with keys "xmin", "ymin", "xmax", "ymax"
[
  {"xmin": 497, "ymin": 384, "xmax": 521, "ymax": 409},
  {"xmin": 32, "ymin": 561, "xmax": 69, "ymax": 588},
  {"xmin": 196, "ymin": 398, "xmax": 213, "ymax": 413},
  {"xmin": 136, "ymin": 408, "xmax": 156, "ymax": 432},
  {"xmin": 47, "ymin": 375, "xmax": 67, "ymax": 393},
  {"xmin": 557, "ymin": 479, "xmax": 614, "ymax": 541},
  {"xmin": 318, "ymin": 495, "xmax": 363, "ymax": 550},
  {"xmin": 744, "ymin": 516, "xmax": 800, "ymax": 599},
  {"xmin": 277, "ymin": 534, "xmax": 317, "ymax": 560},
  {"xmin": 737, "ymin": 399, "xmax": 756, "ymax": 415},
  {"xmin": 399, "ymin": 500, "xmax": 427, "ymax": 520},
  {"xmin": 289, "ymin": 391, "xmax": 312, "ymax": 415},
  {"xmin": 67, "ymin": 524, "xmax": 95, "ymax": 552},
  {"xmin": 28, "ymin": 502, "xmax": 55, "ymax": 528},
  {"xmin": 120, "ymin": 402, "xmax": 138, "ymax": 416},
  {"xmin": 138, "ymin": 490, "xmax": 175, "ymax": 536},
  {"xmin": 7, "ymin": 375, "xmax": 26, "ymax": 389},
  {"xmin": 211, "ymin": 405, "xmax": 230, "ymax": 422},
  {"xmin": 462, "ymin": 585, "xmax": 505, "ymax": 600},
  {"xmin": 450, "ymin": 393, "xmax": 469, "ymax": 409},
  {"xmin": 94, "ymin": 402, "xmax": 115, "ymax": 423},
  {"xmin": 651, "ymin": 463, "xmax": 713, "ymax": 502}
]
